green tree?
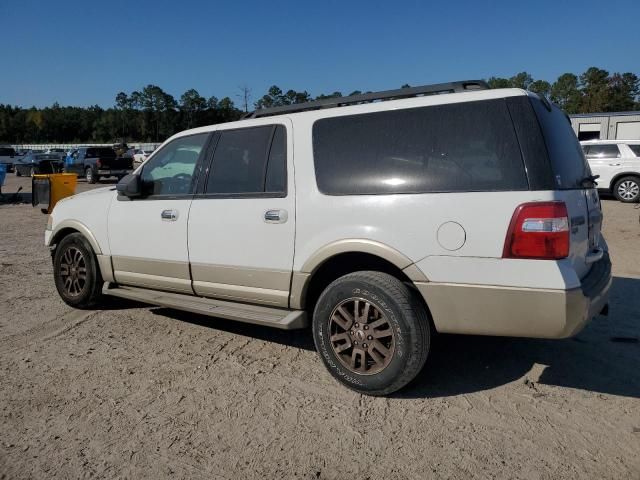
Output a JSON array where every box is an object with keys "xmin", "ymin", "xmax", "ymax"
[
  {"xmin": 579, "ymin": 67, "xmax": 610, "ymax": 113},
  {"xmin": 180, "ymin": 88, "xmax": 206, "ymax": 128},
  {"xmin": 608, "ymin": 73, "xmax": 639, "ymax": 112},
  {"xmin": 528, "ymin": 80, "xmax": 551, "ymax": 97},
  {"xmin": 509, "ymin": 72, "xmax": 533, "ymax": 90},
  {"xmin": 550, "ymin": 73, "xmax": 582, "ymax": 113},
  {"xmin": 487, "ymin": 77, "xmax": 511, "ymax": 89}
]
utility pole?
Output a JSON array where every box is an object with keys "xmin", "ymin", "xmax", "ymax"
[{"xmin": 236, "ymin": 85, "xmax": 252, "ymax": 113}]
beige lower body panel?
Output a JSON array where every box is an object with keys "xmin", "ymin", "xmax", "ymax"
[
  {"xmin": 96, "ymin": 255, "xmax": 114, "ymax": 283},
  {"xmin": 192, "ymin": 281, "xmax": 289, "ymax": 307},
  {"xmin": 415, "ymin": 281, "xmax": 608, "ymax": 339},
  {"xmin": 191, "ymin": 263, "xmax": 291, "ymax": 307},
  {"xmin": 112, "ymin": 256, "xmax": 193, "ymax": 294}
]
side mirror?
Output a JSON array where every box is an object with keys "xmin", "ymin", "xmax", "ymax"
[{"xmin": 116, "ymin": 173, "xmax": 142, "ymax": 198}]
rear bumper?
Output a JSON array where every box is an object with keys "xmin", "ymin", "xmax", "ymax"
[
  {"xmin": 97, "ymin": 169, "xmax": 131, "ymax": 176},
  {"xmin": 415, "ymin": 253, "xmax": 612, "ymax": 339}
]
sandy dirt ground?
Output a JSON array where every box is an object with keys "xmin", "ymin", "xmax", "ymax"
[{"xmin": 1, "ymin": 174, "xmax": 639, "ymax": 479}]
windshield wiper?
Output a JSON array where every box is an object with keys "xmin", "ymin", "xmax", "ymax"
[{"xmin": 581, "ymin": 174, "xmax": 599, "ymax": 187}]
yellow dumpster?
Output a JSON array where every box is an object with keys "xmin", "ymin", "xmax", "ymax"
[{"xmin": 32, "ymin": 173, "xmax": 78, "ymax": 214}]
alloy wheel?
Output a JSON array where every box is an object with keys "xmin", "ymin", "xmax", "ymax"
[
  {"xmin": 617, "ymin": 180, "xmax": 639, "ymax": 201},
  {"xmin": 329, "ymin": 297, "xmax": 396, "ymax": 375},
  {"xmin": 59, "ymin": 246, "xmax": 87, "ymax": 296}
]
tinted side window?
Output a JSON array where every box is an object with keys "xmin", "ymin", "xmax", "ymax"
[
  {"xmin": 141, "ymin": 133, "xmax": 208, "ymax": 196},
  {"xmin": 531, "ymin": 99, "xmax": 590, "ymax": 189},
  {"xmin": 206, "ymin": 126, "xmax": 281, "ymax": 194},
  {"xmin": 265, "ymin": 125, "xmax": 286, "ymax": 193},
  {"xmin": 628, "ymin": 145, "xmax": 640, "ymax": 156},
  {"xmin": 585, "ymin": 144, "xmax": 620, "ymax": 158},
  {"xmin": 86, "ymin": 147, "xmax": 116, "ymax": 158},
  {"xmin": 312, "ymin": 99, "xmax": 527, "ymax": 195}
]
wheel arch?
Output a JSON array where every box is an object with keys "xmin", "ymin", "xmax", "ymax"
[
  {"xmin": 609, "ymin": 172, "xmax": 640, "ymax": 191},
  {"xmin": 48, "ymin": 220, "xmax": 102, "ymax": 255},
  {"xmin": 291, "ymin": 240, "xmax": 428, "ymax": 312},
  {"xmin": 48, "ymin": 221, "xmax": 114, "ymax": 283}
]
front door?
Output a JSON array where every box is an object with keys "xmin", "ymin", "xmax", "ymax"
[
  {"xmin": 108, "ymin": 133, "xmax": 211, "ymax": 293},
  {"xmin": 66, "ymin": 150, "xmax": 84, "ymax": 176},
  {"xmin": 188, "ymin": 121, "xmax": 295, "ymax": 307},
  {"xmin": 584, "ymin": 143, "xmax": 622, "ymax": 189}
]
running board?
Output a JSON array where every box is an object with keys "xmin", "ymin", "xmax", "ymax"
[{"xmin": 102, "ymin": 283, "xmax": 307, "ymax": 330}]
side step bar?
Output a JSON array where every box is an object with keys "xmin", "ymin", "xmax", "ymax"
[{"xmin": 102, "ymin": 283, "xmax": 308, "ymax": 330}]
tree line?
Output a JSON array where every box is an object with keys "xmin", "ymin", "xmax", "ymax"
[{"xmin": 0, "ymin": 66, "xmax": 637, "ymax": 145}]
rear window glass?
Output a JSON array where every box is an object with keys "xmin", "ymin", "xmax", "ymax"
[
  {"xmin": 627, "ymin": 144, "xmax": 640, "ymax": 156},
  {"xmin": 0, "ymin": 148, "xmax": 15, "ymax": 156},
  {"xmin": 87, "ymin": 147, "xmax": 116, "ymax": 157},
  {"xmin": 531, "ymin": 99, "xmax": 590, "ymax": 189},
  {"xmin": 312, "ymin": 99, "xmax": 527, "ymax": 195}
]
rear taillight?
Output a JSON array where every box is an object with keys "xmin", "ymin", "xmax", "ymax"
[
  {"xmin": 502, "ymin": 202, "xmax": 569, "ymax": 260},
  {"xmin": 96, "ymin": 159, "xmax": 102, "ymax": 168}
]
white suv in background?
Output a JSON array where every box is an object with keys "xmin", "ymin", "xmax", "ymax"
[
  {"xmin": 581, "ymin": 140, "xmax": 640, "ymax": 202},
  {"xmin": 45, "ymin": 81, "xmax": 611, "ymax": 396}
]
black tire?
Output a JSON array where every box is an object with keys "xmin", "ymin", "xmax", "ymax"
[
  {"xmin": 312, "ymin": 271, "xmax": 430, "ymax": 396},
  {"xmin": 53, "ymin": 233, "xmax": 104, "ymax": 308},
  {"xmin": 613, "ymin": 176, "xmax": 640, "ymax": 203},
  {"xmin": 86, "ymin": 167, "xmax": 97, "ymax": 184}
]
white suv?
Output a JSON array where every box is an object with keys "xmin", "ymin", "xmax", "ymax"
[
  {"xmin": 45, "ymin": 81, "xmax": 611, "ymax": 395},
  {"xmin": 580, "ymin": 140, "xmax": 640, "ymax": 202}
]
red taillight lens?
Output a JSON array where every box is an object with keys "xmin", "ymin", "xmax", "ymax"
[
  {"xmin": 503, "ymin": 202, "xmax": 570, "ymax": 259},
  {"xmin": 96, "ymin": 159, "xmax": 102, "ymax": 168}
]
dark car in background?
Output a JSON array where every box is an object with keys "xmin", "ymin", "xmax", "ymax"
[
  {"xmin": 64, "ymin": 147, "xmax": 133, "ymax": 183},
  {"xmin": 15, "ymin": 153, "xmax": 64, "ymax": 176},
  {"xmin": 0, "ymin": 146, "xmax": 17, "ymax": 173}
]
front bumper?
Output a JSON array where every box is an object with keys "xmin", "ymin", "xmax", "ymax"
[{"xmin": 415, "ymin": 253, "xmax": 612, "ymax": 339}]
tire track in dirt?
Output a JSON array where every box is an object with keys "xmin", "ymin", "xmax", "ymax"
[{"xmin": 0, "ymin": 309, "xmax": 98, "ymax": 356}]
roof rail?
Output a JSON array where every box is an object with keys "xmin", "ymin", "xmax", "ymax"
[{"xmin": 243, "ymin": 80, "xmax": 489, "ymax": 119}]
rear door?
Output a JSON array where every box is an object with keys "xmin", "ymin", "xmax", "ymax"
[
  {"xmin": 531, "ymin": 99, "xmax": 602, "ymax": 279},
  {"xmin": 188, "ymin": 121, "xmax": 295, "ymax": 307}
]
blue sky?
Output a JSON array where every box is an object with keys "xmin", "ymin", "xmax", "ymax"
[{"xmin": 1, "ymin": 0, "xmax": 639, "ymax": 108}]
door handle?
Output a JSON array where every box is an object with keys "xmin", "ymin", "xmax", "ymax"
[
  {"xmin": 161, "ymin": 209, "xmax": 178, "ymax": 221},
  {"xmin": 609, "ymin": 163, "xmax": 621, "ymax": 166},
  {"xmin": 264, "ymin": 209, "xmax": 288, "ymax": 224}
]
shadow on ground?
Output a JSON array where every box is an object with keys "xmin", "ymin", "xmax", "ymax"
[
  {"xmin": 146, "ymin": 277, "xmax": 640, "ymax": 400},
  {"xmin": 0, "ymin": 190, "xmax": 32, "ymax": 204}
]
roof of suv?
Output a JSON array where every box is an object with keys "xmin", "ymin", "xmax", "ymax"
[
  {"xmin": 171, "ymin": 86, "xmax": 533, "ymax": 142},
  {"xmin": 580, "ymin": 139, "xmax": 640, "ymax": 145}
]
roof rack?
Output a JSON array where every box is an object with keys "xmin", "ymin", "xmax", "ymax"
[{"xmin": 243, "ymin": 80, "xmax": 489, "ymax": 119}]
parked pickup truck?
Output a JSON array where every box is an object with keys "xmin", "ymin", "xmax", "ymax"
[{"xmin": 65, "ymin": 147, "xmax": 133, "ymax": 184}]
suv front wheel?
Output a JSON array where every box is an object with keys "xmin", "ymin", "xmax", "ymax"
[
  {"xmin": 312, "ymin": 271, "xmax": 431, "ymax": 396},
  {"xmin": 613, "ymin": 176, "xmax": 640, "ymax": 203},
  {"xmin": 53, "ymin": 233, "xmax": 104, "ymax": 308}
]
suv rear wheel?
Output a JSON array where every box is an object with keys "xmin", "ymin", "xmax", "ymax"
[
  {"xmin": 53, "ymin": 233, "xmax": 104, "ymax": 308},
  {"xmin": 312, "ymin": 271, "xmax": 430, "ymax": 396},
  {"xmin": 613, "ymin": 176, "xmax": 640, "ymax": 203}
]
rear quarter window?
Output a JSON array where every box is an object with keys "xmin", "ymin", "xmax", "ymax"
[
  {"xmin": 530, "ymin": 99, "xmax": 590, "ymax": 189},
  {"xmin": 628, "ymin": 144, "xmax": 640, "ymax": 157},
  {"xmin": 312, "ymin": 99, "xmax": 528, "ymax": 195},
  {"xmin": 87, "ymin": 147, "xmax": 116, "ymax": 158}
]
